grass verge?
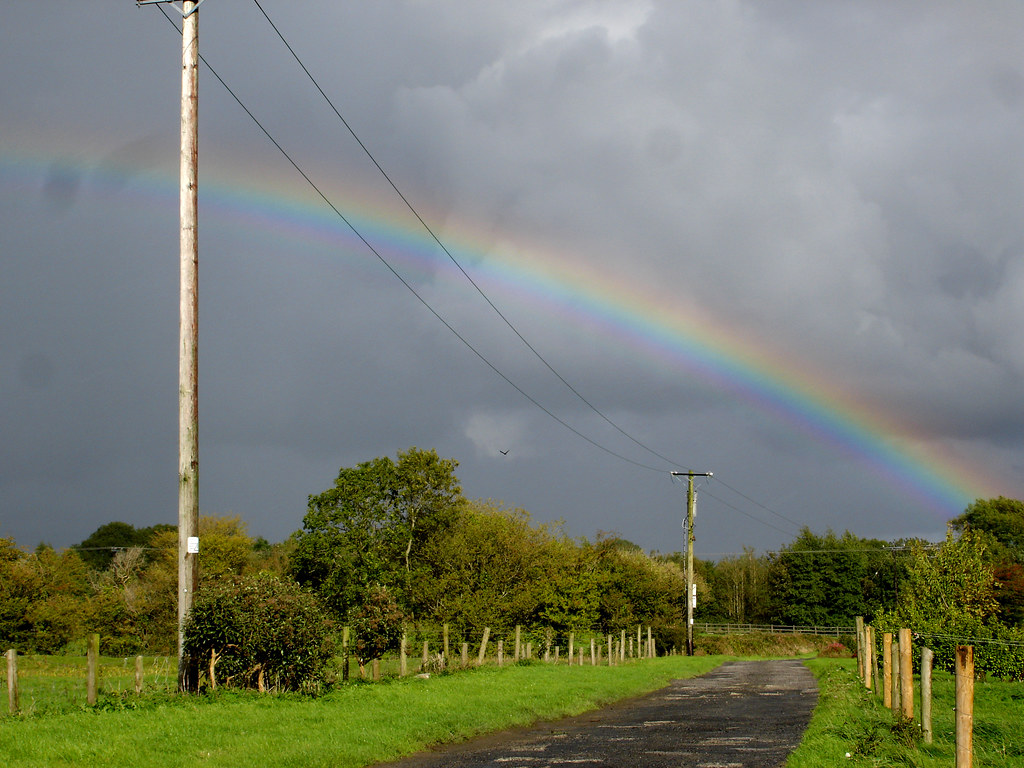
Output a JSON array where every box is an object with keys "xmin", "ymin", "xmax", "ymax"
[
  {"xmin": 0, "ymin": 656, "xmax": 723, "ymax": 768},
  {"xmin": 787, "ymin": 658, "xmax": 1024, "ymax": 767}
]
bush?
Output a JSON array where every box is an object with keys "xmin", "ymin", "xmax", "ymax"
[
  {"xmin": 351, "ymin": 586, "xmax": 404, "ymax": 665},
  {"xmin": 183, "ymin": 573, "xmax": 335, "ymax": 692}
]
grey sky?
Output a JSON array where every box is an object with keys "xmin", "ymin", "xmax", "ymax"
[{"xmin": 2, "ymin": 1, "xmax": 1022, "ymax": 557}]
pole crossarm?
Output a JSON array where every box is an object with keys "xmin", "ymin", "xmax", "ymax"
[{"xmin": 137, "ymin": 0, "xmax": 208, "ymax": 18}]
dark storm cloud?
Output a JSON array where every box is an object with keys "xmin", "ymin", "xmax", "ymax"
[{"xmin": 2, "ymin": 1, "xmax": 1023, "ymax": 555}]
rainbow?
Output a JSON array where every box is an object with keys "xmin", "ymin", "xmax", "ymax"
[{"xmin": 2, "ymin": 139, "xmax": 1007, "ymax": 516}]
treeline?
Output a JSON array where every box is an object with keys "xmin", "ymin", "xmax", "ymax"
[{"xmin": 2, "ymin": 447, "xmax": 1022, "ymax": 667}]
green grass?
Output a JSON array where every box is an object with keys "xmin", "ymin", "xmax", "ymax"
[
  {"xmin": 0, "ymin": 656, "xmax": 723, "ymax": 768},
  {"xmin": 787, "ymin": 658, "xmax": 1024, "ymax": 767}
]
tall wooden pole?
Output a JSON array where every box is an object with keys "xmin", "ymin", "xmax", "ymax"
[
  {"xmin": 177, "ymin": 0, "xmax": 200, "ymax": 693},
  {"xmin": 672, "ymin": 471, "xmax": 711, "ymax": 656},
  {"xmin": 686, "ymin": 475, "xmax": 696, "ymax": 656}
]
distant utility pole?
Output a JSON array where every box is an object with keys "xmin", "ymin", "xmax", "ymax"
[
  {"xmin": 671, "ymin": 471, "xmax": 712, "ymax": 656},
  {"xmin": 138, "ymin": 0, "xmax": 204, "ymax": 692}
]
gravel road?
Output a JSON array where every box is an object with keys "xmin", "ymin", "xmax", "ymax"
[{"xmin": 374, "ymin": 659, "xmax": 819, "ymax": 768}]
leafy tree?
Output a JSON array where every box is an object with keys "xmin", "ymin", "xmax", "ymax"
[
  {"xmin": 73, "ymin": 521, "xmax": 140, "ymax": 570},
  {"xmin": 767, "ymin": 528, "xmax": 889, "ymax": 626},
  {"xmin": 952, "ymin": 497, "xmax": 1024, "ymax": 564},
  {"xmin": 291, "ymin": 447, "xmax": 464, "ymax": 619},
  {"xmin": 415, "ymin": 500, "xmax": 563, "ymax": 633}
]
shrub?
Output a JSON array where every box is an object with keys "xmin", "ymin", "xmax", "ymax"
[
  {"xmin": 183, "ymin": 573, "xmax": 335, "ymax": 692},
  {"xmin": 351, "ymin": 586, "xmax": 404, "ymax": 665}
]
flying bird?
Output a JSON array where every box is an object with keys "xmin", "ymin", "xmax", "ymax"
[{"xmin": 499, "ymin": 449, "xmax": 509, "ymax": 456}]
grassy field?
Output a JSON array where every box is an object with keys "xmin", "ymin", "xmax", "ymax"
[
  {"xmin": 1, "ymin": 655, "xmax": 723, "ymax": 768},
  {"xmin": 787, "ymin": 658, "xmax": 1024, "ymax": 767}
]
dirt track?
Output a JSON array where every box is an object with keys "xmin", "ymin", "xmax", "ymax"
[{"xmin": 374, "ymin": 659, "xmax": 819, "ymax": 768}]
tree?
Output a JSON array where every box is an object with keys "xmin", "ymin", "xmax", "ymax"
[
  {"xmin": 291, "ymin": 447, "xmax": 464, "ymax": 619},
  {"xmin": 952, "ymin": 497, "xmax": 1024, "ymax": 564}
]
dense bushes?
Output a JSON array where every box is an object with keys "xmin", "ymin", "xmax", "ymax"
[{"xmin": 182, "ymin": 573, "xmax": 335, "ymax": 692}]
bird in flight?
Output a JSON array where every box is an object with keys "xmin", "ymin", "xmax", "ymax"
[{"xmin": 499, "ymin": 449, "xmax": 509, "ymax": 456}]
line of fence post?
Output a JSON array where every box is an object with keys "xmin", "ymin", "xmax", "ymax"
[
  {"xmin": 477, "ymin": 627, "xmax": 490, "ymax": 666},
  {"xmin": 882, "ymin": 632, "xmax": 893, "ymax": 708}
]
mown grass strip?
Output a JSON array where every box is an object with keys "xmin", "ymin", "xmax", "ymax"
[
  {"xmin": 788, "ymin": 658, "xmax": 1024, "ymax": 767},
  {"xmin": 0, "ymin": 656, "xmax": 723, "ymax": 768}
]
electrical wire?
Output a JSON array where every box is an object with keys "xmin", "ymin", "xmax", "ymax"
[
  {"xmin": 155, "ymin": 5, "xmax": 668, "ymax": 474},
  {"xmin": 249, "ymin": 0, "xmax": 684, "ymax": 473}
]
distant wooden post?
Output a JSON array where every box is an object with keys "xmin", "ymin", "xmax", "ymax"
[
  {"xmin": 400, "ymin": 633, "xmax": 408, "ymax": 677},
  {"xmin": 607, "ymin": 635, "xmax": 613, "ymax": 666},
  {"xmin": 135, "ymin": 655, "xmax": 144, "ymax": 695},
  {"xmin": 461, "ymin": 642, "xmax": 469, "ymax": 668},
  {"xmin": 637, "ymin": 625, "xmax": 642, "ymax": 659},
  {"xmin": 899, "ymin": 628, "xmax": 913, "ymax": 720},
  {"xmin": 555, "ymin": 646, "xmax": 560, "ymax": 663},
  {"xmin": 590, "ymin": 638, "xmax": 596, "ymax": 666},
  {"xmin": 478, "ymin": 628, "xmax": 490, "ymax": 666},
  {"xmin": 882, "ymin": 632, "xmax": 893, "ymax": 709},
  {"xmin": 855, "ymin": 616, "xmax": 865, "ymax": 682},
  {"xmin": 921, "ymin": 647, "xmax": 934, "ymax": 744},
  {"xmin": 343, "ymin": 627, "xmax": 350, "ymax": 682},
  {"xmin": 422, "ymin": 640, "xmax": 429, "ymax": 671},
  {"xmin": 443, "ymin": 623, "xmax": 450, "ymax": 664},
  {"xmin": 568, "ymin": 633, "xmax": 575, "ymax": 666},
  {"xmin": 891, "ymin": 640, "xmax": 901, "ymax": 714},
  {"xmin": 579, "ymin": 648, "xmax": 583, "ymax": 666},
  {"xmin": 6, "ymin": 649, "xmax": 18, "ymax": 715},
  {"xmin": 514, "ymin": 626, "xmax": 522, "ymax": 662},
  {"xmin": 372, "ymin": 658, "xmax": 381, "ymax": 681},
  {"xmin": 868, "ymin": 626, "xmax": 876, "ymax": 696},
  {"xmin": 497, "ymin": 639, "xmax": 504, "ymax": 667},
  {"xmin": 647, "ymin": 627, "xmax": 653, "ymax": 658},
  {"xmin": 87, "ymin": 633, "xmax": 100, "ymax": 706},
  {"xmin": 956, "ymin": 646, "xmax": 974, "ymax": 768},
  {"xmin": 620, "ymin": 629, "xmax": 626, "ymax": 662},
  {"xmin": 526, "ymin": 641, "xmax": 532, "ymax": 660}
]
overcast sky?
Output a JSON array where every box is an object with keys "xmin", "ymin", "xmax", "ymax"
[{"xmin": 2, "ymin": 1, "xmax": 1022, "ymax": 557}]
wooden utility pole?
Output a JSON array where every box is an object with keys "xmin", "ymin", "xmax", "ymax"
[
  {"xmin": 671, "ymin": 471, "xmax": 712, "ymax": 656},
  {"xmin": 178, "ymin": 0, "xmax": 201, "ymax": 693}
]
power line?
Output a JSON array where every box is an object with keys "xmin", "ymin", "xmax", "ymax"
[
  {"xmin": 249, "ymin": 0, "xmax": 683, "ymax": 473},
  {"xmin": 154, "ymin": 5, "xmax": 667, "ymax": 474}
]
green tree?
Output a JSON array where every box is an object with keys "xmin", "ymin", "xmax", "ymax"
[
  {"xmin": 291, "ymin": 447, "xmax": 464, "ymax": 619},
  {"xmin": 952, "ymin": 497, "xmax": 1024, "ymax": 564}
]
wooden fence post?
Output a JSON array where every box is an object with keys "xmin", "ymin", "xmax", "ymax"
[
  {"xmin": 443, "ymin": 623, "xmax": 450, "ymax": 664},
  {"xmin": 400, "ymin": 633, "xmax": 408, "ymax": 677},
  {"xmin": 864, "ymin": 626, "xmax": 874, "ymax": 691},
  {"xmin": 372, "ymin": 658, "xmax": 381, "ymax": 681},
  {"xmin": 568, "ymin": 632, "xmax": 575, "ymax": 666},
  {"xmin": 607, "ymin": 635, "xmax": 613, "ymax": 666},
  {"xmin": 422, "ymin": 640, "xmax": 429, "ymax": 672},
  {"xmin": 891, "ymin": 640, "xmax": 900, "ymax": 714},
  {"xmin": 135, "ymin": 655, "xmax": 144, "ymax": 695},
  {"xmin": 87, "ymin": 633, "xmax": 100, "ymax": 706},
  {"xmin": 555, "ymin": 646, "xmax": 560, "ymax": 664},
  {"xmin": 647, "ymin": 627, "xmax": 653, "ymax": 658},
  {"xmin": 899, "ymin": 628, "xmax": 913, "ymax": 721},
  {"xmin": 921, "ymin": 647, "xmax": 934, "ymax": 744},
  {"xmin": 478, "ymin": 628, "xmax": 490, "ymax": 666},
  {"xmin": 956, "ymin": 645, "xmax": 974, "ymax": 768},
  {"xmin": 590, "ymin": 638, "xmax": 596, "ymax": 666},
  {"xmin": 515, "ymin": 626, "xmax": 522, "ymax": 662},
  {"xmin": 461, "ymin": 642, "xmax": 469, "ymax": 668},
  {"xmin": 6, "ymin": 649, "xmax": 18, "ymax": 715},
  {"xmin": 882, "ymin": 632, "xmax": 892, "ymax": 709},
  {"xmin": 620, "ymin": 630, "xmax": 626, "ymax": 662},
  {"xmin": 855, "ymin": 616, "xmax": 865, "ymax": 682},
  {"xmin": 497, "ymin": 639, "xmax": 504, "ymax": 667},
  {"xmin": 343, "ymin": 626, "xmax": 350, "ymax": 682}
]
